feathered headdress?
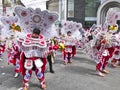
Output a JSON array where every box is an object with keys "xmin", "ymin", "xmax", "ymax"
[
  {"xmin": 14, "ymin": 6, "xmax": 59, "ymax": 57},
  {"xmin": 14, "ymin": 5, "xmax": 58, "ymax": 40},
  {"xmin": 0, "ymin": 15, "xmax": 21, "ymax": 39},
  {"xmin": 102, "ymin": 8, "xmax": 120, "ymax": 34},
  {"xmin": 61, "ymin": 21, "xmax": 82, "ymax": 40}
]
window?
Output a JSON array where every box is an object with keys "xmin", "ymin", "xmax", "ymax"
[
  {"xmin": 85, "ymin": 0, "xmax": 100, "ymax": 17},
  {"xmin": 85, "ymin": 0, "xmax": 100, "ymax": 27},
  {"xmin": 67, "ymin": 0, "xmax": 74, "ymax": 17}
]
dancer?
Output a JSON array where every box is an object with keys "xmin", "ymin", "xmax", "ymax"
[
  {"xmin": 6, "ymin": 35, "xmax": 21, "ymax": 78},
  {"xmin": 47, "ymin": 38, "xmax": 59, "ymax": 73},
  {"xmin": 0, "ymin": 41, "xmax": 5, "ymax": 61},
  {"xmin": 96, "ymin": 33, "xmax": 115, "ymax": 77},
  {"xmin": 14, "ymin": 6, "xmax": 58, "ymax": 90},
  {"xmin": 111, "ymin": 33, "xmax": 120, "ymax": 68},
  {"xmin": 0, "ymin": 15, "xmax": 21, "ymax": 77},
  {"xmin": 60, "ymin": 21, "xmax": 82, "ymax": 65},
  {"xmin": 63, "ymin": 31, "xmax": 74, "ymax": 64},
  {"xmin": 20, "ymin": 28, "xmax": 47, "ymax": 90}
]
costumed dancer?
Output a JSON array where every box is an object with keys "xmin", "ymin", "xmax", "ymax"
[
  {"xmin": 82, "ymin": 8, "xmax": 119, "ymax": 77},
  {"xmin": 97, "ymin": 8, "xmax": 120, "ymax": 71},
  {"xmin": 81, "ymin": 24, "xmax": 114, "ymax": 77},
  {"xmin": 88, "ymin": 26, "xmax": 116, "ymax": 77},
  {"xmin": 20, "ymin": 29, "xmax": 48, "ymax": 90},
  {"xmin": 0, "ymin": 42, "xmax": 5, "ymax": 61},
  {"xmin": 60, "ymin": 21, "xmax": 82, "ymax": 65},
  {"xmin": 95, "ymin": 9, "xmax": 120, "ymax": 76},
  {"xmin": 107, "ymin": 9, "xmax": 120, "ymax": 68},
  {"xmin": 0, "ymin": 15, "xmax": 21, "ymax": 77},
  {"xmin": 0, "ymin": 24, "xmax": 5, "ymax": 61},
  {"xmin": 47, "ymin": 38, "xmax": 59, "ymax": 73},
  {"xmin": 8, "ymin": 38, "xmax": 21, "ymax": 78},
  {"xmin": 14, "ymin": 6, "xmax": 58, "ymax": 90},
  {"xmin": 95, "ymin": 32, "xmax": 114, "ymax": 77},
  {"xmin": 82, "ymin": 24, "xmax": 103, "ymax": 61},
  {"xmin": 111, "ymin": 44, "xmax": 120, "ymax": 67},
  {"xmin": 111, "ymin": 33, "xmax": 120, "ymax": 68}
]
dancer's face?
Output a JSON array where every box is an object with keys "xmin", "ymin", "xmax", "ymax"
[
  {"xmin": 67, "ymin": 32, "xmax": 71, "ymax": 36},
  {"xmin": 32, "ymin": 33, "xmax": 39, "ymax": 38}
]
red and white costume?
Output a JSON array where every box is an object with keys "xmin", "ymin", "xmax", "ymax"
[
  {"xmin": 48, "ymin": 40, "xmax": 59, "ymax": 60},
  {"xmin": 111, "ymin": 33, "xmax": 120, "ymax": 67},
  {"xmin": 7, "ymin": 41, "xmax": 21, "ymax": 73},
  {"xmin": 0, "ymin": 15, "xmax": 22, "ymax": 75},
  {"xmin": 47, "ymin": 39, "xmax": 59, "ymax": 73},
  {"xmin": 111, "ymin": 46, "xmax": 120, "ymax": 66},
  {"xmin": 96, "ymin": 45, "xmax": 115, "ymax": 72},
  {"xmin": 60, "ymin": 21, "xmax": 82, "ymax": 64},
  {"xmin": 0, "ymin": 42, "xmax": 5, "ymax": 58},
  {"xmin": 81, "ymin": 8, "xmax": 120, "ymax": 76},
  {"xmin": 63, "ymin": 36, "xmax": 75, "ymax": 63},
  {"xmin": 19, "ymin": 34, "xmax": 47, "ymax": 85},
  {"xmin": 14, "ymin": 6, "xmax": 58, "ymax": 89},
  {"xmin": 0, "ymin": 24, "xmax": 5, "ymax": 59}
]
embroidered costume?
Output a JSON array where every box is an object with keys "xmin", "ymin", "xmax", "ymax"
[
  {"xmin": 60, "ymin": 21, "xmax": 82, "ymax": 65},
  {"xmin": 14, "ymin": 6, "xmax": 58, "ymax": 90}
]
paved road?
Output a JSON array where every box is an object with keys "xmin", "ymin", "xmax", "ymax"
[{"xmin": 0, "ymin": 49, "xmax": 120, "ymax": 90}]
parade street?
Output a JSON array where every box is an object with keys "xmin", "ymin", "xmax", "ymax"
[{"xmin": 0, "ymin": 49, "xmax": 120, "ymax": 90}]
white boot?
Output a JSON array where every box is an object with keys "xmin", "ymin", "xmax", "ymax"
[
  {"xmin": 14, "ymin": 73, "xmax": 19, "ymax": 78},
  {"xmin": 96, "ymin": 71, "xmax": 105, "ymax": 77}
]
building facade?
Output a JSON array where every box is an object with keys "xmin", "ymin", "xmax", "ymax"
[
  {"xmin": 97, "ymin": 0, "xmax": 120, "ymax": 25},
  {"xmin": 47, "ymin": 0, "xmax": 101, "ymax": 27},
  {"xmin": 47, "ymin": 0, "xmax": 120, "ymax": 27}
]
